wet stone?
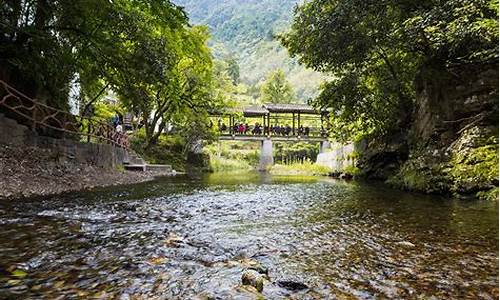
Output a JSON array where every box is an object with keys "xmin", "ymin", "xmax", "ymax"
[
  {"xmin": 241, "ymin": 270, "xmax": 264, "ymax": 292},
  {"xmin": 0, "ymin": 173, "xmax": 497, "ymax": 299},
  {"xmin": 277, "ymin": 280, "xmax": 309, "ymax": 291},
  {"xmin": 396, "ymin": 241, "xmax": 416, "ymax": 248}
]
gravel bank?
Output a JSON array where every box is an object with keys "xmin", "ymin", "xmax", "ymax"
[{"xmin": 0, "ymin": 144, "xmax": 172, "ymax": 199}]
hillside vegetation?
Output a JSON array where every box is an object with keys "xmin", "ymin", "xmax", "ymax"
[{"xmin": 174, "ymin": 0, "xmax": 327, "ymax": 101}]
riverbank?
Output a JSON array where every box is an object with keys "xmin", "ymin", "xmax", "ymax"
[{"xmin": 0, "ymin": 144, "xmax": 174, "ymax": 200}]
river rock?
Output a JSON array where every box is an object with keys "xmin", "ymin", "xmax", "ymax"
[
  {"xmin": 277, "ymin": 280, "xmax": 308, "ymax": 291},
  {"xmin": 396, "ymin": 241, "xmax": 416, "ymax": 248},
  {"xmin": 240, "ymin": 258, "xmax": 269, "ymax": 275},
  {"xmin": 164, "ymin": 233, "xmax": 183, "ymax": 248},
  {"xmin": 248, "ymin": 264, "xmax": 268, "ymax": 276},
  {"xmin": 242, "ymin": 270, "xmax": 264, "ymax": 292},
  {"xmin": 339, "ymin": 173, "xmax": 353, "ymax": 180}
]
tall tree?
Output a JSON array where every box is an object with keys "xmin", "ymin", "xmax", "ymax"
[
  {"xmin": 0, "ymin": 0, "xmax": 187, "ymax": 109},
  {"xmin": 224, "ymin": 57, "xmax": 240, "ymax": 85},
  {"xmin": 1, "ymin": 0, "xmax": 222, "ymax": 147},
  {"xmin": 280, "ymin": 0, "xmax": 498, "ymax": 141},
  {"xmin": 260, "ymin": 69, "xmax": 296, "ymax": 104}
]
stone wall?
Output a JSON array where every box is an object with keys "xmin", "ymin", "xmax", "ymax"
[
  {"xmin": 357, "ymin": 62, "xmax": 498, "ymax": 199},
  {"xmin": 0, "ymin": 113, "xmax": 128, "ymax": 169},
  {"xmin": 316, "ymin": 142, "xmax": 356, "ymax": 172}
]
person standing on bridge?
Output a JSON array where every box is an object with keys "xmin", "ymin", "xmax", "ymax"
[{"xmin": 298, "ymin": 125, "xmax": 304, "ymax": 136}]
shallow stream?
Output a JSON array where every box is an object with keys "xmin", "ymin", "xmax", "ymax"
[{"xmin": 0, "ymin": 173, "xmax": 498, "ymax": 299}]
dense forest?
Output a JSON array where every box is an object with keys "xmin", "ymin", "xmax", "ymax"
[{"xmin": 173, "ymin": 0, "xmax": 327, "ymax": 101}]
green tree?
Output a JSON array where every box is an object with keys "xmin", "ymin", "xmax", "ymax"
[
  {"xmin": 110, "ymin": 25, "xmax": 219, "ymax": 148},
  {"xmin": 0, "ymin": 0, "xmax": 187, "ymax": 110},
  {"xmin": 1, "ymin": 1, "xmax": 222, "ymax": 147},
  {"xmin": 224, "ymin": 57, "xmax": 240, "ymax": 85},
  {"xmin": 260, "ymin": 69, "xmax": 296, "ymax": 104},
  {"xmin": 281, "ymin": 0, "xmax": 498, "ymax": 141}
]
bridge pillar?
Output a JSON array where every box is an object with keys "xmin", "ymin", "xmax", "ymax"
[
  {"xmin": 320, "ymin": 141, "xmax": 331, "ymax": 154},
  {"xmin": 259, "ymin": 139, "xmax": 274, "ymax": 171}
]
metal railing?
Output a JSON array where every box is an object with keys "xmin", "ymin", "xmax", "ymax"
[{"xmin": 0, "ymin": 80, "xmax": 128, "ymax": 149}]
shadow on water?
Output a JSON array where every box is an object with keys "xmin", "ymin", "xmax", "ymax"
[{"xmin": 0, "ymin": 172, "xmax": 497, "ymax": 299}]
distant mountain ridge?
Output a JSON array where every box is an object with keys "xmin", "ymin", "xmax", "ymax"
[{"xmin": 173, "ymin": 0, "xmax": 326, "ymax": 101}]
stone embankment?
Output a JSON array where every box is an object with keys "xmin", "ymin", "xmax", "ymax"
[{"xmin": 0, "ymin": 114, "xmax": 174, "ymax": 199}]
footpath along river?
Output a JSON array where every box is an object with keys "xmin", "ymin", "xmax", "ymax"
[{"xmin": 0, "ymin": 172, "xmax": 498, "ymax": 299}]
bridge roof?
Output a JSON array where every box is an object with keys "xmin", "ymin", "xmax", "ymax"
[
  {"xmin": 243, "ymin": 106, "xmax": 269, "ymax": 117},
  {"xmin": 210, "ymin": 103, "xmax": 325, "ymax": 116},
  {"xmin": 263, "ymin": 103, "xmax": 318, "ymax": 114}
]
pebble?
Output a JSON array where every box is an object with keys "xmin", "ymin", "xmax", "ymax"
[{"xmin": 396, "ymin": 241, "xmax": 416, "ymax": 248}]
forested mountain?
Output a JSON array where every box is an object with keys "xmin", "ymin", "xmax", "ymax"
[{"xmin": 174, "ymin": 0, "xmax": 326, "ymax": 101}]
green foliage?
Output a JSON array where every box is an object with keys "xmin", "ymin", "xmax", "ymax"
[
  {"xmin": 270, "ymin": 161, "xmax": 330, "ymax": 176},
  {"xmin": 209, "ymin": 156, "xmax": 253, "ymax": 173},
  {"xmin": 93, "ymin": 102, "xmax": 124, "ymax": 123},
  {"xmin": 204, "ymin": 142, "xmax": 258, "ymax": 172},
  {"xmin": 344, "ymin": 165, "xmax": 361, "ymax": 176},
  {"xmin": 281, "ymin": 0, "xmax": 499, "ymax": 142},
  {"xmin": 387, "ymin": 163, "xmax": 451, "ymax": 194},
  {"xmin": 225, "ymin": 57, "xmax": 240, "ymax": 85},
  {"xmin": 450, "ymin": 138, "xmax": 499, "ymax": 197},
  {"xmin": 1, "ymin": 1, "xmax": 221, "ymax": 147},
  {"xmin": 260, "ymin": 69, "xmax": 297, "ymax": 104},
  {"xmin": 274, "ymin": 142, "xmax": 319, "ymax": 164},
  {"xmin": 130, "ymin": 129, "xmax": 187, "ymax": 171},
  {"xmin": 403, "ymin": 0, "xmax": 499, "ymax": 63},
  {"xmin": 1, "ymin": 0, "xmax": 187, "ymax": 109},
  {"xmin": 387, "ymin": 129, "xmax": 499, "ymax": 199},
  {"xmin": 174, "ymin": 0, "xmax": 326, "ymax": 102},
  {"xmin": 477, "ymin": 187, "xmax": 499, "ymax": 201}
]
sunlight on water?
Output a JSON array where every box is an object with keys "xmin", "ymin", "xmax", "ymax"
[{"xmin": 0, "ymin": 172, "xmax": 497, "ymax": 299}]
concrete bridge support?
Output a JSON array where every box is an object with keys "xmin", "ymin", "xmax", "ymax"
[
  {"xmin": 259, "ymin": 139, "xmax": 274, "ymax": 171},
  {"xmin": 320, "ymin": 141, "xmax": 331, "ymax": 154}
]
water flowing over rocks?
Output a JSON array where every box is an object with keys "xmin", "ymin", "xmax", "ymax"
[{"xmin": 0, "ymin": 173, "xmax": 497, "ymax": 299}]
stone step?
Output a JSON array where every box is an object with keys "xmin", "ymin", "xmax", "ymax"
[
  {"xmin": 124, "ymin": 164, "xmax": 146, "ymax": 171},
  {"xmin": 145, "ymin": 164, "xmax": 172, "ymax": 172}
]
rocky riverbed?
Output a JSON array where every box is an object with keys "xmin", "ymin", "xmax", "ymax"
[
  {"xmin": 0, "ymin": 172, "xmax": 497, "ymax": 299},
  {"xmin": 0, "ymin": 144, "xmax": 173, "ymax": 200}
]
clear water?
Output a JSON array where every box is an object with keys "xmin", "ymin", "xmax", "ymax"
[{"xmin": 0, "ymin": 173, "xmax": 497, "ymax": 299}]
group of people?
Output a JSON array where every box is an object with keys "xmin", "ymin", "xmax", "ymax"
[
  {"xmin": 111, "ymin": 113, "xmax": 137, "ymax": 133},
  {"xmin": 219, "ymin": 122, "xmax": 312, "ymax": 137},
  {"xmin": 109, "ymin": 113, "xmax": 130, "ymax": 148}
]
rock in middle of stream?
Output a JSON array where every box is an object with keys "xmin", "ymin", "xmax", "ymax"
[{"xmin": 241, "ymin": 270, "xmax": 264, "ymax": 292}]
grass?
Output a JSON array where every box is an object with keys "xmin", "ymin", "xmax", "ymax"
[
  {"xmin": 270, "ymin": 160, "xmax": 331, "ymax": 176},
  {"xmin": 209, "ymin": 156, "xmax": 253, "ymax": 172}
]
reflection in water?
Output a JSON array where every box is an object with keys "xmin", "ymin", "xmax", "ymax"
[{"xmin": 0, "ymin": 172, "xmax": 497, "ymax": 299}]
